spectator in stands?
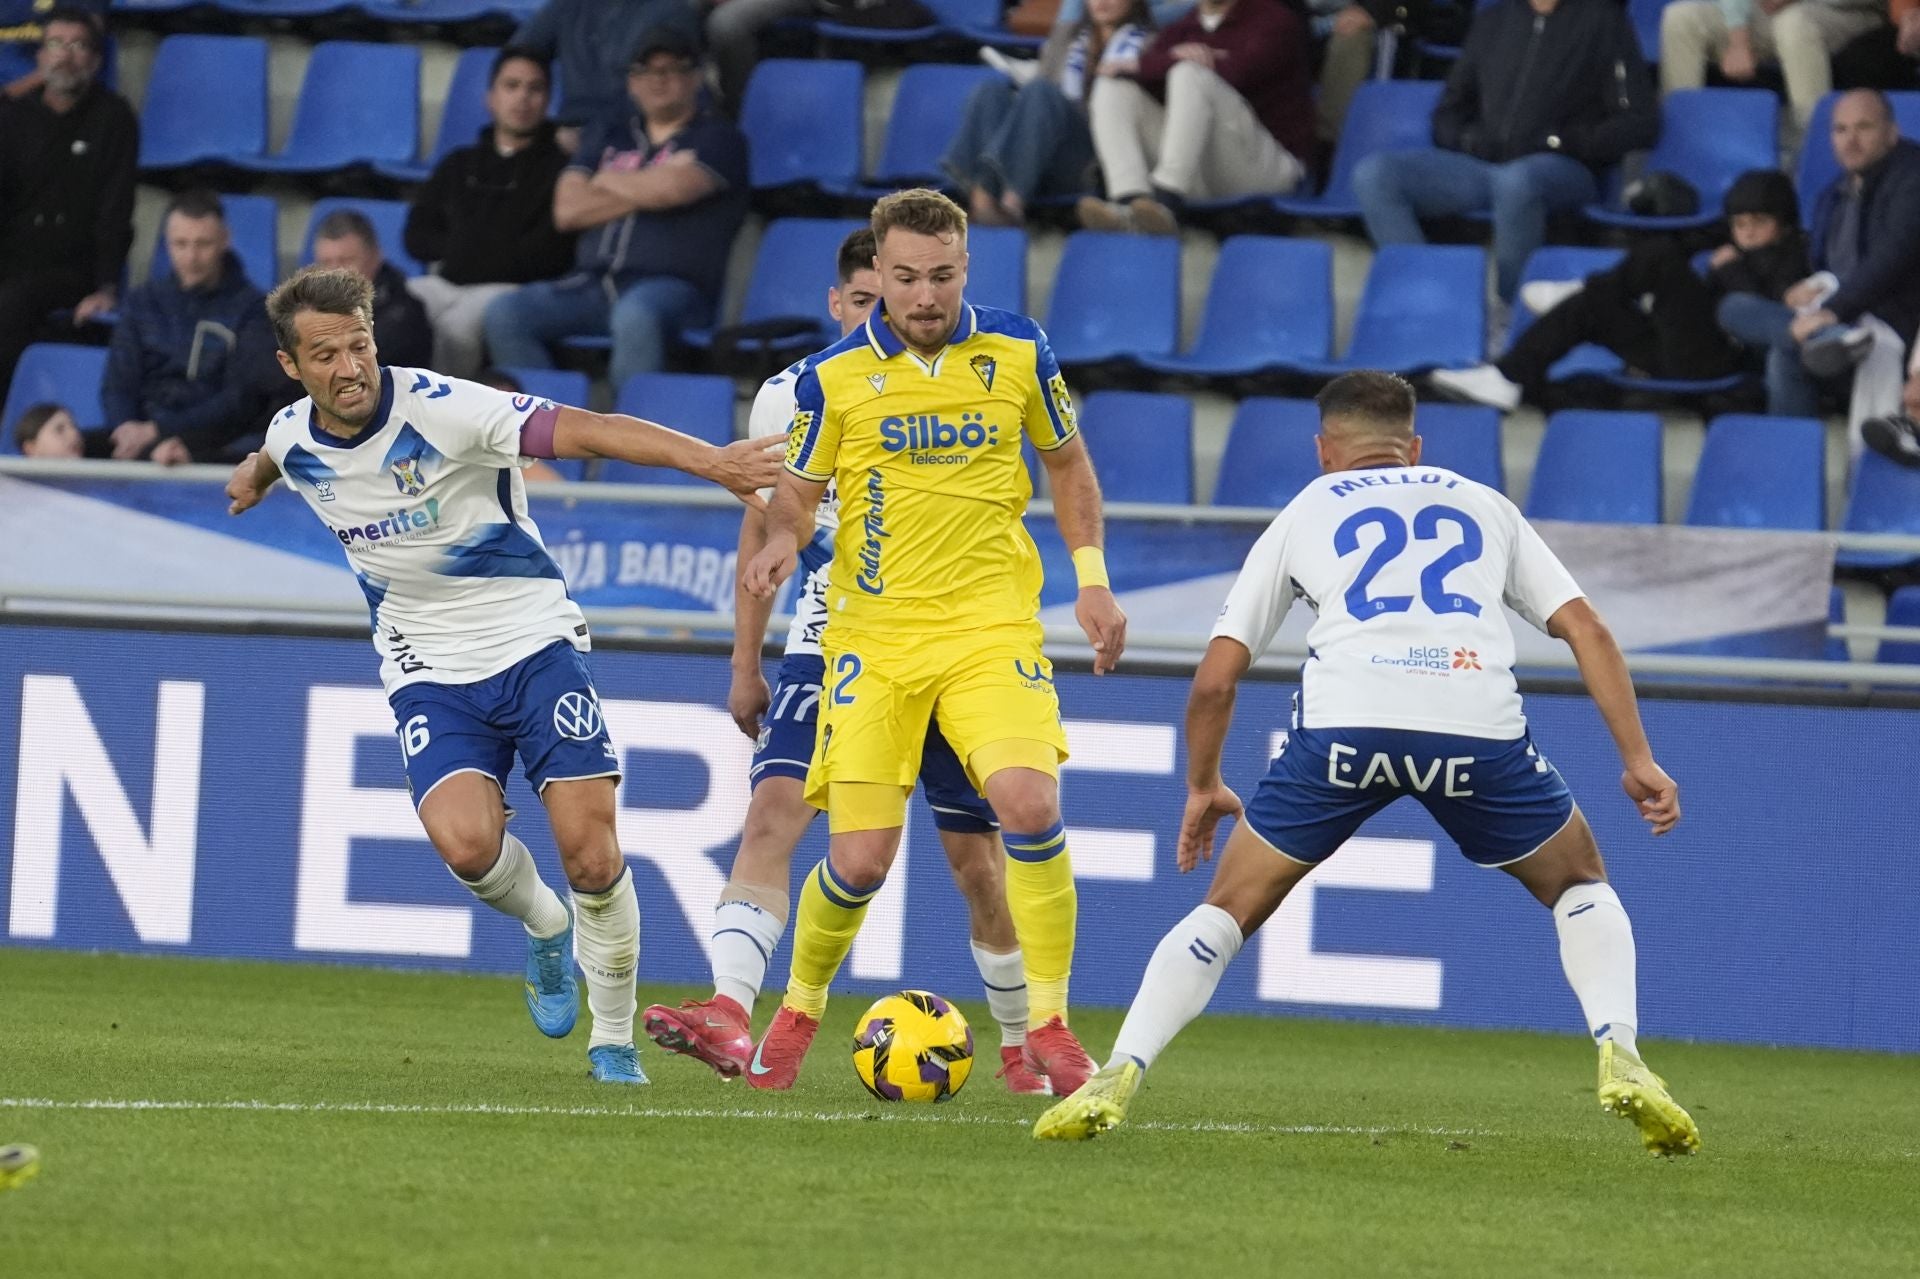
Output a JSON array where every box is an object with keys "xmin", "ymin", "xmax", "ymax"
[
  {"xmin": 100, "ymin": 191, "xmax": 278, "ymax": 466},
  {"xmin": 1076, "ymin": 0, "xmax": 1314, "ymax": 235},
  {"xmin": 1431, "ymin": 170, "xmax": 1809, "ymax": 409},
  {"xmin": 12, "ymin": 401, "xmax": 85, "ymax": 458},
  {"xmin": 1304, "ymin": 0, "xmax": 1401, "ymax": 148},
  {"xmin": 1832, "ymin": 0, "xmax": 1920, "ymax": 90},
  {"xmin": 1352, "ymin": 0, "xmax": 1657, "ymax": 305},
  {"xmin": 404, "ymin": 48, "xmax": 576, "ymax": 379},
  {"xmin": 1860, "ymin": 341, "xmax": 1920, "ymax": 463},
  {"xmin": 311, "ymin": 209, "xmax": 435, "ymax": 371},
  {"xmin": 484, "ymin": 30, "xmax": 749, "ymax": 389},
  {"xmin": 512, "ymin": 0, "xmax": 701, "ymax": 130},
  {"xmin": 0, "ymin": 0, "xmax": 105, "ymax": 96},
  {"xmin": 1718, "ymin": 90, "xmax": 1920, "ymax": 421},
  {"xmin": 1661, "ymin": 0, "xmax": 1887, "ymax": 137},
  {"xmin": 0, "ymin": 6, "xmax": 134, "ymax": 396},
  {"xmin": 705, "ymin": 0, "xmax": 810, "ymax": 112},
  {"xmin": 944, "ymin": 0, "xmax": 1155, "ymax": 228}
]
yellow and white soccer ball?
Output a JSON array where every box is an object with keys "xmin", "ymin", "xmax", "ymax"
[{"xmin": 851, "ymin": 990, "xmax": 974, "ymax": 1103}]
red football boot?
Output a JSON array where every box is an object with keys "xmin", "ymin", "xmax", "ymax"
[
  {"xmin": 642, "ymin": 995, "xmax": 754, "ymax": 1079},
  {"xmin": 1021, "ymin": 1016, "xmax": 1096, "ymax": 1097},
  {"xmin": 743, "ymin": 1005, "xmax": 819, "ymax": 1091},
  {"xmin": 995, "ymin": 1045, "xmax": 1052, "ymax": 1095}
]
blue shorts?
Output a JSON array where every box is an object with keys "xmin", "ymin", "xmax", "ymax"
[
  {"xmin": 750, "ymin": 653, "xmax": 998, "ymax": 835},
  {"xmin": 1243, "ymin": 726, "xmax": 1574, "ymax": 867},
  {"xmin": 388, "ymin": 640, "xmax": 620, "ymax": 808}
]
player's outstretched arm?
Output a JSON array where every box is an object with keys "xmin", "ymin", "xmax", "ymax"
[
  {"xmin": 225, "ymin": 450, "xmax": 281, "ymax": 516},
  {"xmin": 1178, "ymin": 637, "xmax": 1252, "ymax": 872},
  {"xmin": 1039, "ymin": 435, "xmax": 1127, "ymax": 675},
  {"xmin": 1547, "ymin": 597, "xmax": 1681, "ymax": 836},
  {"xmin": 742, "ymin": 471, "xmax": 827, "ymax": 601},
  {"xmin": 549, "ymin": 406, "xmax": 781, "ymax": 506}
]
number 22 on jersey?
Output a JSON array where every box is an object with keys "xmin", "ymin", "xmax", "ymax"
[{"xmin": 1336, "ymin": 504, "xmax": 1484, "ymax": 621}]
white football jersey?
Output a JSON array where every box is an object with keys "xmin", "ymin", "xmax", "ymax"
[
  {"xmin": 264, "ymin": 367, "xmax": 588, "ymax": 692},
  {"xmin": 1212, "ymin": 466, "xmax": 1584, "ymax": 739},
  {"xmin": 748, "ymin": 359, "xmax": 837, "ymax": 656}
]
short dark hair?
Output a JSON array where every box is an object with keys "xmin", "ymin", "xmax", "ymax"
[
  {"xmin": 266, "ymin": 266, "xmax": 375, "ymax": 356},
  {"xmin": 13, "ymin": 402, "xmax": 69, "ymax": 450},
  {"xmin": 836, "ymin": 228, "xmax": 877, "ymax": 285},
  {"xmin": 489, "ymin": 46, "xmax": 550, "ymax": 88},
  {"xmin": 164, "ymin": 189, "xmax": 226, "ymax": 223},
  {"xmin": 43, "ymin": 7, "xmax": 105, "ymax": 50},
  {"xmin": 313, "ymin": 209, "xmax": 378, "ymax": 250},
  {"xmin": 1316, "ymin": 370, "xmax": 1416, "ymax": 431}
]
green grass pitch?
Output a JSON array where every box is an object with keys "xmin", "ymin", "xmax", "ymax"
[{"xmin": 3, "ymin": 950, "xmax": 1916, "ymax": 1278}]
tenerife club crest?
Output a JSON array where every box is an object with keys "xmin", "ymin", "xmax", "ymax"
[
  {"xmin": 390, "ymin": 454, "xmax": 427, "ymax": 497},
  {"xmin": 969, "ymin": 353, "xmax": 997, "ymax": 393}
]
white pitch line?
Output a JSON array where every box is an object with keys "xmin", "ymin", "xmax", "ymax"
[{"xmin": 0, "ymin": 1096, "xmax": 1493, "ymax": 1139}]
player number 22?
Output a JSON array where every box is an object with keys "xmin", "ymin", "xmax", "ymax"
[{"xmin": 1334, "ymin": 504, "xmax": 1484, "ymax": 620}]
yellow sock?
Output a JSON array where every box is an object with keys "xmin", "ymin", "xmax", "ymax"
[
  {"xmin": 1003, "ymin": 820, "xmax": 1075, "ymax": 1025},
  {"xmin": 781, "ymin": 859, "xmax": 881, "ymax": 1018}
]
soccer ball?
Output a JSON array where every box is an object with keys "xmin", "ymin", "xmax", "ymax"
[{"xmin": 850, "ymin": 990, "xmax": 974, "ymax": 1103}]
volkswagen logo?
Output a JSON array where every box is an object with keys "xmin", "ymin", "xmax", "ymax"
[{"xmin": 552, "ymin": 691, "xmax": 603, "ymax": 741}]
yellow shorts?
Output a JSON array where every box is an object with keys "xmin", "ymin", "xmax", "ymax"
[{"xmin": 804, "ymin": 621, "xmax": 1070, "ymax": 813}]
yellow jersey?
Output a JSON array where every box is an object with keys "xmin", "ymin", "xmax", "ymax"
[{"xmin": 784, "ymin": 301, "xmax": 1079, "ymax": 636}]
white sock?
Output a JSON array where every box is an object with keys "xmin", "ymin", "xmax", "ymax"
[
  {"xmin": 454, "ymin": 832, "xmax": 568, "ymax": 939},
  {"xmin": 1553, "ymin": 881, "xmax": 1639, "ymax": 1057},
  {"xmin": 711, "ymin": 892, "xmax": 788, "ymax": 1014},
  {"xmin": 970, "ymin": 942, "xmax": 1028, "ymax": 1049},
  {"xmin": 573, "ymin": 867, "xmax": 640, "ymax": 1048},
  {"xmin": 1108, "ymin": 904, "xmax": 1244, "ymax": 1071}
]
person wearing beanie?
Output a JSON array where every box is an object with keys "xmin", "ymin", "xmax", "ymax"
[{"xmin": 1431, "ymin": 168, "xmax": 1809, "ymax": 409}]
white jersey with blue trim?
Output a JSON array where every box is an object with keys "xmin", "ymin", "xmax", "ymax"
[
  {"xmin": 263, "ymin": 366, "xmax": 587, "ymax": 693},
  {"xmin": 747, "ymin": 358, "xmax": 836, "ymax": 656},
  {"xmin": 1212, "ymin": 466, "xmax": 1584, "ymax": 739}
]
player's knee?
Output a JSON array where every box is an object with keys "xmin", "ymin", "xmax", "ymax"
[
  {"xmin": 990, "ymin": 787, "xmax": 1058, "ymax": 836},
  {"xmin": 433, "ymin": 825, "xmax": 506, "ymax": 880},
  {"xmin": 555, "ymin": 834, "xmax": 623, "ymax": 893},
  {"xmin": 827, "ymin": 836, "xmax": 893, "ymax": 889}
]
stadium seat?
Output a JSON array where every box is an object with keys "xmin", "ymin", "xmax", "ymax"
[
  {"xmin": 600, "ymin": 373, "xmax": 736, "ymax": 485},
  {"xmin": 1684, "ymin": 416, "xmax": 1826, "ymax": 531},
  {"xmin": 816, "ymin": 0, "xmax": 1001, "ymax": 44},
  {"xmin": 740, "ymin": 60, "xmax": 864, "ymax": 196},
  {"xmin": 358, "ymin": 0, "xmax": 506, "ymax": 21},
  {"xmin": 1879, "ymin": 586, "xmax": 1920, "ymax": 665},
  {"xmin": 1077, "ymin": 391, "xmax": 1193, "ymax": 504},
  {"xmin": 1280, "ymin": 244, "xmax": 1485, "ymax": 377},
  {"xmin": 238, "ymin": 42, "xmax": 421, "ymax": 177},
  {"xmin": 1585, "ymin": 90, "xmax": 1778, "ymax": 231},
  {"xmin": 683, "ymin": 217, "xmax": 865, "ymax": 353},
  {"xmin": 1045, "ymin": 232, "xmax": 1180, "ymax": 366},
  {"xmin": 1140, "ymin": 236, "xmax": 1332, "ymax": 379},
  {"xmin": 1272, "ymin": 80, "xmax": 1444, "ymax": 220},
  {"xmin": 846, "ymin": 64, "xmax": 1001, "ymax": 194},
  {"xmin": 2, "ymin": 344, "xmax": 109, "ymax": 454},
  {"xmin": 1211, "ymin": 398, "xmax": 1322, "ymax": 508},
  {"xmin": 149, "ymin": 193, "xmax": 279, "ymax": 291},
  {"xmin": 502, "ymin": 367, "xmax": 589, "ymax": 410},
  {"xmin": 214, "ymin": 0, "xmax": 356, "ymax": 14},
  {"xmin": 302, "ymin": 199, "xmax": 424, "ymax": 278},
  {"xmin": 376, "ymin": 44, "xmax": 499, "ymax": 183},
  {"xmin": 1797, "ymin": 91, "xmax": 1920, "ymax": 226},
  {"xmin": 138, "ymin": 35, "xmax": 268, "ymax": 171},
  {"xmin": 1836, "ymin": 447, "xmax": 1920, "ymax": 571},
  {"xmin": 1414, "ymin": 403, "xmax": 1504, "ymax": 493},
  {"xmin": 1524, "ymin": 410, "xmax": 1663, "ymax": 525},
  {"xmin": 966, "ymin": 225, "xmax": 1027, "ymax": 315},
  {"xmin": 1629, "ymin": 0, "xmax": 1667, "ymax": 59}
]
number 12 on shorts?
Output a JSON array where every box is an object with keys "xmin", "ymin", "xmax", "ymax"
[{"xmin": 1336, "ymin": 503, "xmax": 1484, "ymax": 620}]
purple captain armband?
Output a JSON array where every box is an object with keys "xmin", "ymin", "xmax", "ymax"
[{"xmin": 518, "ymin": 405, "xmax": 561, "ymax": 458}]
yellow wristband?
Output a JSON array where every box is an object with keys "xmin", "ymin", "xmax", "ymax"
[{"xmin": 1071, "ymin": 545, "xmax": 1110, "ymax": 591}]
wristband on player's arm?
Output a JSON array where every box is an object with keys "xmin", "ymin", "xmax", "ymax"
[{"xmin": 1071, "ymin": 545, "xmax": 1109, "ymax": 591}]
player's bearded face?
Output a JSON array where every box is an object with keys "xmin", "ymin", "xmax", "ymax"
[{"xmin": 877, "ymin": 228, "xmax": 968, "ymax": 353}]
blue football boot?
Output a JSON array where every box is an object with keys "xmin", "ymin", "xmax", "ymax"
[
  {"xmin": 587, "ymin": 1043, "xmax": 649, "ymax": 1085},
  {"xmin": 524, "ymin": 904, "xmax": 579, "ymax": 1039}
]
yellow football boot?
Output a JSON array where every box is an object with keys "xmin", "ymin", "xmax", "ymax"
[
  {"xmin": 1033, "ymin": 1059, "xmax": 1142, "ymax": 1141},
  {"xmin": 0, "ymin": 1144, "xmax": 42, "ymax": 1192},
  {"xmin": 1598, "ymin": 1040, "xmax": 1701, "ymax": 1157}
]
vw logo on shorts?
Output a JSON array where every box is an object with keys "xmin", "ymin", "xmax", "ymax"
[{"xmin": 552, "ymin": 691, "xmax": 603, "ymax": 741}]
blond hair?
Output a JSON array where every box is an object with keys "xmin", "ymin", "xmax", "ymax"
[{"xmin": 870, "ymin": 188, "xmax": 967, "ymax": 247}]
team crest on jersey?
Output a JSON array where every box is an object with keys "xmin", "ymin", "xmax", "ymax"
[
  {"xmin": 1048, "ymin": 374, "xmax": 1078, "ymax": 433},
  {"xmin": 866, "ymin": 373, "xmax": 887, "ymax": 395},
  {"xmin": 969, "ymin": 354, "xmax": 997, "ymax": 393},
  {"xmin": 390, "ymin": 455, "xmax": 427, "ymax": 497}
]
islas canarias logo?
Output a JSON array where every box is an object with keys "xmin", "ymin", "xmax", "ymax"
[{"xmin": 1451, "ymin": 648, "xmax": 1482, "ymax": 671}]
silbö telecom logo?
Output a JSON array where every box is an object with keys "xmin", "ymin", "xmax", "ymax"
[{"xmin": 878, "ymin": 412, "xmax": 998, "ymax": 465}]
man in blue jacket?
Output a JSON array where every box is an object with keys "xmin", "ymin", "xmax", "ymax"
[
  {"xmin": 1352, "ymin": 0, "xmax": 1658, "ymax": 304},
  {"xmin": 100, "ymin": 190, "xmax": 279, "ymax": 465}
]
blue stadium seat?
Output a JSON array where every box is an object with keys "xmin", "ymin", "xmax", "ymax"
[
  {"xmin": 600, "ymin": 374, "xmax": 736, "ymax": 485},
  {"xmin": 683, "ymin": 217, "xmax": 865, "ymax": 352},
  {"xmin": 1141, "ymin": 236, "xmax": 1332, "ymax": 379},
  {"xmin": 740, "ymin": 60, "xmax": 863, "ymax": 195},
  {"xmin": 213, "ymin": 0, "xmax": 356, "ymax": 14},
  {"xmin": 377, "ymin": 44, "xmax": 500, "ymax": 183},
  {"xmin": 1684, "ymin": 416, "xmax": 1826, "ymax": 531},
  {"xmin": 138, "ymin": 35, "xmax": 268, "ymax": 171},
  {"xmin": 966, "ymin": 225, "xmax": 1027, "ymax": 315},
  {"xmin": 817, "ymin": 0, "xmax": 1000, "ymax": 43},
  {"xmin": 2, "ymin": 344, "xmax": 109, "ymax": 454},
  {"xmin": 1586, "ymin": 90, "xmax": 1778, "ymax": 231},
  {"xmin": 1797, "ymin": 91, "xmax": 1920, "ymax": 226},
  {"xmin": 1415, "ymin": 403, "xmax": 1504, "ymax": 492},
  {"xmin": 1077, "ymin": 391, "xmax": 1192, "ymax": 504},
  {"xmin": 1282, "ymin": 244, "xmax": 1485, "ymax": 377},
  {"xmin": 1524, "ymin": 411, "xmax": 1663, "ymax": 525},
  {"xmin": 1211, "ymin": 398, "xmax": 1322, "ymax": 508},
  {"xmin": 1630, "ymin": 0, "xmax": 1668, "ymax": 60},
  {"xmin": 358, "ymin": 0, "xmax": 506, "ymax": 21},
  {"xmin": 1046, "ymin": 232, "xmax": 1180, "ymax": 366},
  {"xmin": 848, "ymin": 64, "xmax": 1001, "ymax": 194},
  {"xmin": 502, "ymin": 367, "xmax": 589, "ymax": 409},
  {"xmin": 1273, "ymin": 80, "xmax": 1444, "ymax": 220},
  {"xmin": 1880, "ymin": 586, "xmax": 1920, "ymax": 665},
  {"xmin": 302, "ymin": 199, "xmax": 424, "ymax": 278},
  {"xmin": 239, "ymin": 42, "xmax": 421, "ymax": 177},
  {"xmin": 1836, "ymin": 447, "xmax": 1920, "ymax": 570},
  {"xmin": 149, "ymin": 193, "xmax": 279, "ymax": 291}
]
